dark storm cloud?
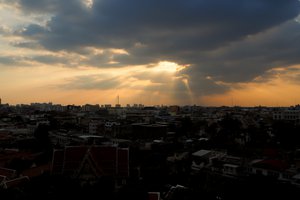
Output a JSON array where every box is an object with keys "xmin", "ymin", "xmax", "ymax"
[
  {"xmin": 183, "ymin": 20, "xmax": 300, "ymax": 84},
  {"xmin": 16, "ymin": 0, "xmax": 300, "ymax": 52},
  {"xmin": 10, "ymin": 0, "xmax": 300, "ymax": 96},
  {"xmin": 19, "ymin": 24, "xmax": 48, "ymax": 38}
]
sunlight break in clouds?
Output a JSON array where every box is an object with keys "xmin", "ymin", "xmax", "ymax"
[
  {"xmin": 182, "ymin": 77, "xmax": 194, "ymax": 104},
  {"xmin": 0, "ymin": 60, "xmax": 190, "ymax": 105},
  {"xmin": 152, "ymin": 61, "xmax": 187, "ymax": 73},
  {"xmin": 1, "ymin": 0, "xmax": 300, "ymax": 106},
  {"xmin": 82, "ymin": 0, "xmax": 94, "ymax": 8},
  {"xmin": 54, "ymin": 61, "xmax": 190, "ymax": 105}
]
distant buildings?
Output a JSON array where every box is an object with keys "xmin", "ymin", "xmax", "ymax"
[
  {"xmin": 273, "ymin": 109, "xmax": 300, "ymax": 122},
  {"xmin": 2, "ymin": 102, "xmax": 300, "ymax": 198}
]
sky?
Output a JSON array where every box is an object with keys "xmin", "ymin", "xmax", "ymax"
[{"xmin": 1, "ymin": 0, "xmax": 300, "ymax": 106}]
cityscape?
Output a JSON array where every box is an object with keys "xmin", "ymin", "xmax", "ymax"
[
  {"xmin": 1, "ymin": 100, "xmax": 300, "ymax": 199},
  {"xmin": 2, "ymin": 0, "xmax": 300, "ymax": 199}
]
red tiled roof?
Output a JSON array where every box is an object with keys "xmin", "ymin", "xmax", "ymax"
[
  {"xmin": 253, "ymin": 159, "xmax": 289, "ymax": 171},
  {"xmin": 0, "ymin": 167, "xmax": 16, "ymax": 179},
  {"xmin": 0, "ymin": 133, "xmax": 13, "ymax": 140},
  {"xmin": 63, "ymin": 146, "xmax": 88, "ymax": 175},
  {"xmin": 0, "ymin": 151, "xmax": 36, "ymax": 167},
  {"xmin": 148, "ymin": 192, "xmax": 160, "ymax": 200},
  {"xmin": 21, "ymin": 164, "xmax": 50, "ymax": 178},
  {"xmin": 117, "ymin": 148, "xmax": 129, "ymax": 177},
  {"xmin": 89, "ymin": 146, "xmax": 117, "ymax": 176},
  {"xmin": 51, "ymin": 145, "xmax": 129, "ymax": 178},
  {"xmin": 3, "ymin": 176, "xmax": 29, "ymax": 189},
  {"xmin": 262, "ymin": 148, "xmax": 278, "ymax": 158},
  {"xmin": 51, "ymin": 149, "xmax": 64, "ymax": 174}
]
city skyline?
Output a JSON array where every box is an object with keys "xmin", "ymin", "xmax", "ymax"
[
  {"xmin": 1, "ymin": 1, "xmax": 300, "ymax": 106},
  {"xmin": 1, "ymin": 98, "xmax": 300, "ymax": 108}
]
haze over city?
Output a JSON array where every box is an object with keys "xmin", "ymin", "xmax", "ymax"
[{"xmin": 1, "ymin": 0, "xmax": 300, "ymax": 106}]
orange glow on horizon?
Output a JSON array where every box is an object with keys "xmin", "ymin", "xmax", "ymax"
[
  {"xmin": 200, "ymin": 65, "xmax": 300, "ymax": 107},
  {"xmin": 1, "ymin": 63, "xmax": 300, "ymax": 106}
]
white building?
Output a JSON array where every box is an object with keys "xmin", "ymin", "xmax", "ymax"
[{"xmin": 273, "ymin": 109, "xmax": 300, "ymax": 122}]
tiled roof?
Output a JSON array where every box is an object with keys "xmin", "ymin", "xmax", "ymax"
[
  {"xmin": 117, "ymin": 148, "xmax": 129, "ymax": 177},
  {"xmin": 63, "ymin": 146, "xmax": 88, "ymax": 175},
  {"xmin": 148, "ymin": 192, "xmax": 160, "ymax": 200},
  {"xmin": 252, "ymin": 159, "xmax": 289, "ymax": 172},
  {"xmin": 0, "ymin": 167, "xmax": 16, "ymax": 179},
  {"xmin": 89, "ymin": 146, "xmax": 117, "ymax": 176},
  {"xmin": 51, "ymin": 149, "xmax": 64, "ymax": 174},
  {"xmin": 51, "ymin": 145, "xmax": 129, "ymax": 178},
  {"xmin": 192, "ymin": 150, "xmax": 211, "ymax": 157},
  {"xmin": 3, "ymin": 176, "xmax": 29, "ymax": 189},
  {"xmin": 21, "ymin": 164, "xmax": 50, "ymax": 178},
  {"xmin": 0, "ymin": 151, "xmax": 35, "ymax": 167}
]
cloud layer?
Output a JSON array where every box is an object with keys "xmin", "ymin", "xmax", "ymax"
[{"xmin": 1, "ymin": 0, "xmax": 300, "ymax": 104}]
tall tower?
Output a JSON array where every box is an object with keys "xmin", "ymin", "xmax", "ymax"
[
  {"xmin": 115, "ymin": 95, "xmax": 121, "ymax": 108},
  {"xmin": 0, "ymin": 98, "xmax": 1, "ymax": 105}
]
